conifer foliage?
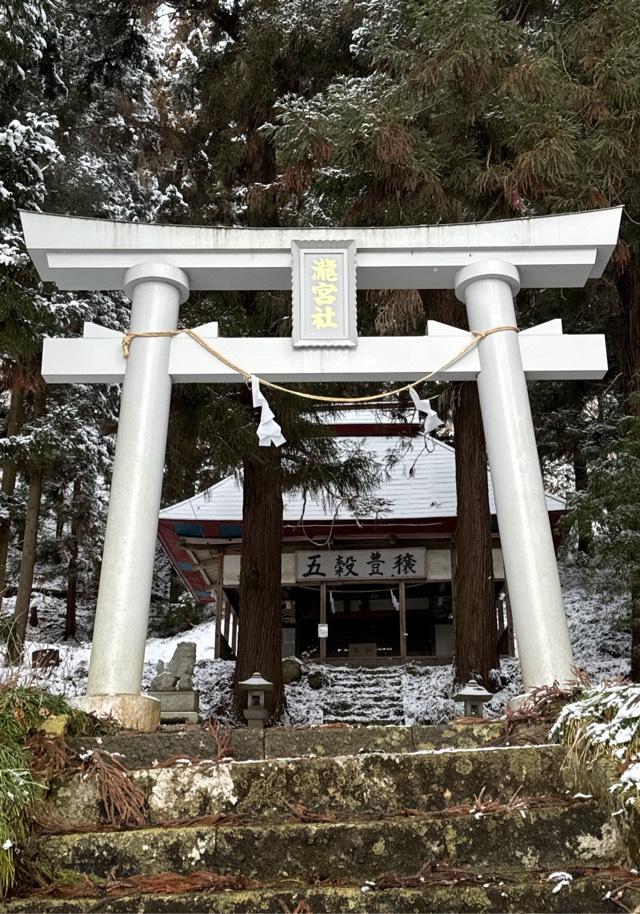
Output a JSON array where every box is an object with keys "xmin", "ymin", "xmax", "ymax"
[{"xmin": 268, "ymin": 0, "xmax": 640, "ymax": 682}]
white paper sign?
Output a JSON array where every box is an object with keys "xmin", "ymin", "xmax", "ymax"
[
  {"xmin": 318, "ymin": 623, "xmax": 329, "ymax": 639},
  {"xmin": 297, "ymin": 548, "xmax": 426, "ymax": 582}
]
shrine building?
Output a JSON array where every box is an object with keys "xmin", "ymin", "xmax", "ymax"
[{"xmin": 157, "ymin": 409, "xmax": 565, "ymax": 666}]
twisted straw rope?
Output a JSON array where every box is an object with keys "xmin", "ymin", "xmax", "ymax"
[{"xmin": 121, "ymin": 325, "xmax": 517, "ymax": 405}]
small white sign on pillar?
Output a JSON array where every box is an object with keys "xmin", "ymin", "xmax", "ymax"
[
  {"xmin": 292, "ymin": 240, "xmax": 357, "ymax": 348},
  {"xmin": 318, "ymin": 623, "xmax": 329, "ymax": 639}
]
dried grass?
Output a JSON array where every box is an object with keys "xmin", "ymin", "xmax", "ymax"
[
  {"xmin": 25, "ymin": 874, "xmax": 99, "ymax": 899},
  {"xmin": 375, "ymin": 862, "xmax": 484, "ymax": 890},
  {"xmin": 402, "ymin": 788, "xmax": 586, "ymax": 821},
  {"xmin": 203, "ymin": 718, "xmax": 235, "ymax": 763},
  {"xmin": 26, "ymin": 732, "xmax": 71, "ymax": 781},
  {"xmin": 278, "ymin": 900, "xmax": 314, "ymax": 914},
  {"xmin": 80, "ymin": 751, "xmax": 147, "ymax": 829},
  {"xmin": 285, "ymin": 802, "xmax": 337, "ymax": 824},
  {"xmin": 26, "ymin": 870, "xmax": 261, "ymax": 900},
  {"xmin": 104, "ymin": 870, "xmax": 259, "ymax": 897}
]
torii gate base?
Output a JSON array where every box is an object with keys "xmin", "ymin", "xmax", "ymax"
[{"xmin": 21, "ymin": 208, "xmax": 622, "ymax": 730}]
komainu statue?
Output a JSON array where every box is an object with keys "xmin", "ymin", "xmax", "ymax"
[{"xmin": 150, "ymin": 641, "xmax": 196, "ymax": 691}]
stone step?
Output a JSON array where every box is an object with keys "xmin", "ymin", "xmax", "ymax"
[
  {"xmin": 323, "ymin": 700, "xmax": 404, "ymax": 711},
  {"xmin": 324, "ymin": 666, "xmax": 404, "ymax": 682},
  {"xmin": 32, "ymin": 805, "xmax": 617, "ymax": 882},
  {"xmin": 48, "ymin": 745, "xmax": 570, "ymax": 829},
  {"xmin": 5, "ymin": 871, "xmax": 637, "ymax": 913},
  {"xmin": 323, "ymin": 714, "xmax": 405, "ymax": 725},
  {"xmin": 67, "ymin": 720, "xmax": 505, "ymax": 765},
  {"xmin": 323, "ymin": 700, "xmax": 403, "ymax": 712}
]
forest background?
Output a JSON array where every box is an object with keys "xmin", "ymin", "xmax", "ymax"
[{"xmin": 1, "ymin": 0, "xmax": 639, "ymax": 715}]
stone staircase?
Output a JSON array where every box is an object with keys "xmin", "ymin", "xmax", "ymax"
[
  {"xmin": 6, "ymin": 723, "xmax": 638, "ymax": 913},
  {"xmin": 319, "ymin": 665, "xmax": 405, "ymax": 724}
]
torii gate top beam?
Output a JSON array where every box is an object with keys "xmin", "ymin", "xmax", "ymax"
[{"xmin": 20, "ymin": 207, "xmax": 622, "ymax": 293}]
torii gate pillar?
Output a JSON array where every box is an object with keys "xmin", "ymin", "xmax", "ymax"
[
  {"xmin": 84, "ymin": 265, "xmax": 189, "ymax": 728},
  {"xmin": 20, "ymin": 207, "xmax": 622, "ymax": 730},
  {"xmin": 455, "ymin": 261, "xmax": 573, "ymax": 687}
]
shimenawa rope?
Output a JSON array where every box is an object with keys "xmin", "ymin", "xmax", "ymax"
[{"xmin": 121, "ymin": 325, "xmax": 518, "ymax": 405}]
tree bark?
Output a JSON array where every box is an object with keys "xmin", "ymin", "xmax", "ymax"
[
  {"xmin": 233, "ymin": 443, "xmax": 284, "ymax": 718},
  {"xmin": 7, "ymin": 387, "xmax": 46, "ymax": 664},
  {"xmin": 65, "ymin": 480, "xmax": 80, "ymax": 640},
  {"xmin": 452, "ymin": 383, "xmax": 499, "ymax": 685},
  {"xmin": 7, "ymin": 467, "xmax": 44, "ymax": 663},
  {"xmin": 615, "ymin": 246, "xmax": 640, "ymax": 415},
  {"xmin": 615, "ymin": 246, "xmax": 640, "ymax": 680},
  {"xmin": 573, "ymin": 447, "xmax": 590, "ymax": 554},
  {"xmin": 422, "ymin": 290, "xmax": 499, "ymax": 686},
  {"xmin": 631, "ymin": 574, "xmax": 640, "ymax": 683},
  {"xmin": 0, "ymin": 385, "xmax": 24, "ymax": 615}
]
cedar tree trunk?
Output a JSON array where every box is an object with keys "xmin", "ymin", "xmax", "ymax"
[
  {"xmin": 573, "ymin": 446, "xmax": 591, "ymax": 555},
  {"xmin": 65, "ymin": 480, "xmax": 80, "ymax": 640},
  {"xmin": 7, "ymin": 467, "xmax": 44, "ymax": 663},
  {"xmin": 0, "ymin": 385, "xmax": 24, "ymax": 615},
  {"xmin": 616, "ymin": 245, "xmax": 640, "ymax": 680},
  {"xmin": 233, "ymin": 443, "xmax": 284, "ymax": 718},
  {"xmin": 423, "ymin": 291, "xmax": 499, "ymax": 685},
  {"xmin": 453, "ymin": 383, "xmax": 499, "ymax": 685},
  {"xmin": 7, "ymin": 387, "xmax": 46, "ymax": 664}
]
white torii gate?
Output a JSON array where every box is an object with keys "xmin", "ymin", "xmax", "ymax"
[{"xmin": 20, "ymin": 207, "xmax": 622, "ymax": 730}]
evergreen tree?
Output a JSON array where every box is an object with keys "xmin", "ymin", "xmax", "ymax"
[
  {"xmin": 267, "ymin": 0, "xmax": 640, "ymax": 681},
  {"xmin": 1, "ymin": 0, "xmax": 160, "ymax": 659}
]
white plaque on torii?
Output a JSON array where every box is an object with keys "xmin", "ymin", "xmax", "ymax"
[{"xmin": 19, "ymin": 207, "xmax": 622, "ymax": 729}]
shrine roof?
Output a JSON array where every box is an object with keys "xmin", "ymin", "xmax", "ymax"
[{"xmin": 160, "ymin": 415, "xmax": 564, "ymax": 525}]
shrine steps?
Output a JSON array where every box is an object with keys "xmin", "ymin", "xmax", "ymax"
[
  {"xmin": 48, "ymin": 744, "xmax": 569, "ymax": 827},
  {"xmin": 66, "ymin": 719, "xmax": 507, "ymax": 762},
  {"xmin": 27, "ymin": 803, "xmax": 616, "ymax": 878},
  {"xmin": 317, "ymin": 665, "xmax": 405, "ymax": 724},
  {"xmin": 7, "ymin": 726, "xmax": 637, "ymax": 913},
  {"xmin": 5, "ymin": 877, "xmax": 634, "ymax": 914}
]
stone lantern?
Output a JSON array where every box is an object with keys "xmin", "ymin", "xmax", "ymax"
[
  {"xmin": 238, "ymin": 672, "xmax": 273, "ymax": 730},
  {"xmin": 453, "ymin": 679, "xmax": 492, "ymax": 718}
]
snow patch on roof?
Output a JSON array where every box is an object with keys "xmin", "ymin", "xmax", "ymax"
[{"xmin": 160, "ymin": 434, "xmax": 565, "ymax": 523}]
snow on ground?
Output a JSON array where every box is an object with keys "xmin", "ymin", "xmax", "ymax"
[
  {"xmin": 551, "ymin": 683, "xmax": 640, "ymax": 804},
  {"xmin": 0, "ymin": 562, "xmax": 632, "ymax": 726}
]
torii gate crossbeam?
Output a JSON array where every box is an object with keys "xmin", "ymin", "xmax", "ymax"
[{"xmin": 20, "ymin": 208, "xmax": 622, "ymax": 730}]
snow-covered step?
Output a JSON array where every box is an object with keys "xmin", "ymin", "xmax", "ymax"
[{"xmin": 319, "ymin": 666, "xmax": 405, "ymax": 724}]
